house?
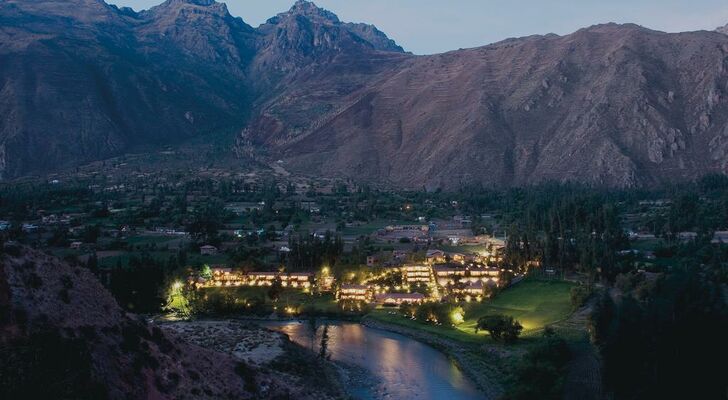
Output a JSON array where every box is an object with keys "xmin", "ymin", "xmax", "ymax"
[
  {"xmin": 449, "ymin": 252, "xmax": 467, "ymax": 263},
  {"xmin": 677, "ymin": 232, "xmax": 698, "ymax": 242},
  {"xmin": 319, "ymin": 276, "xmax": 335, "ymax": 291},
  {"xmin": 338, "ymin": 284, "xmax": 370, "ymax": 302},
  {"xmin": 426, "ymin": 249, "xmax": 446, "ymax": 264},
  {"xmin": 200, "ymin": 245, "xmax": 218, "ymax": 256},
  {"xmin": 711, "ymin": 231, "xmax": 728, "ymax": 244},
  {"xmin": 402, "ymin": 264, "xmax": 432, "ymax": 284},
  {"xmin": 247, "ymin": 272, "xmax": 278, "ymax": 286},
  {"xmin": 283, "ymin": 272, "xmax": 313, "ymax": 288},
  {"xmin": 433, "ymin": 265, "xmax": 500, "ymax": 287},
  {"xmin": 375, "ymin": 292, "xmax": 426, "ymax": 306},
  {"xmin": 211, "ymin": 268, "xmax": 242, "ymax": 285},
  {"xmin": 21, "ymin": 224, "xmax": 38, "ymax": 233},
  {"xmin": 366, "ymin": 255, "xmax": 379, "ymax": 267},
  {"xmin": 452, "ymin": 281, "xmax": 489, "ymax": 297}
]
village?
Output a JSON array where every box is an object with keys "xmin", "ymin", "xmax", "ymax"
[{"xmin": 189, "ymin": 243, "xmax": 510, "ymax": 311}]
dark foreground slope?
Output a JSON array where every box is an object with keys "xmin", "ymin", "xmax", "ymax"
[{"xmin": 0, "ymin": 245, "xmax": 337, "ymax": 399}]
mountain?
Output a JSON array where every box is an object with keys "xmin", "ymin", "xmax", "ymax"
[
  {"xmin": 718, "ymin": 23, "xmax": 728, "ymax": 35},
  {"xmin": 0, "ymin": 244, "xmax": 340, "ymax": 398},
  {"xmin": 0, "ymin": 1, "xmax": 727, "ymax": 189},
  {"xmin": 249, "ymin": 23, "xmax": 728, "ymax": 188},
  {"xmin": 0, "ymin": 0, "xmax": 258, "ymax": 179}
]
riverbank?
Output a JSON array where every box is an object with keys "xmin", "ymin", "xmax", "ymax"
[
  {"xmin": 158, "ymin": 319, "xmax": 350, "ymax": 399},
  {"xmin": 361, "ymin": 316, "xmax": 508, "ymax": 399}
]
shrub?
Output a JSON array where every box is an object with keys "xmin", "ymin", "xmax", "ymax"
[
  {"xmin": 570, "ymin": 285, "xmax": 591, "ymax": 309},
  {"xmin": 475, "ymin": 314, "xmax": 523, "ymax": 343}
]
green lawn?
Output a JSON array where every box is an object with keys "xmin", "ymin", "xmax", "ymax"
[
  {"xmin": 368, "ymin": 279, "xmax": 575, "ymax": 343},
  {"xmin": 459, "ymin": 280, "xmax": 575, "ymax": 335}
]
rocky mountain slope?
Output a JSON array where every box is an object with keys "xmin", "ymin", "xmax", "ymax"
[
  {"xmin": 718, "ymin": 23, "xmax": 728, "ymax": 35},
  {"xmin": 0, "ymin": 244, "xmax": 339, "ymax": 399},
  {"xmin": 256, "ymin": 23, "xmax": 728, "ymax": 188},
  {"xmin": 1, "ymin": 0, "xmax": 728, "ymax": 188}
]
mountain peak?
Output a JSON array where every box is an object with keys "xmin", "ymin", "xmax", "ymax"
[
  {"xmin": 717, "ymin": 23, "xmax": 728, "ymax": 35},
  {"xmin": 268, "ymin": 0, "xmax": 340, "ymax": 25},
  {"xmin": 261, "ymin": 0, "xmax": 404, "ymax": 53}
]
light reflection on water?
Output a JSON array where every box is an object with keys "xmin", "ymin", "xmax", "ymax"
[{"xmin": 263, "ymin": 321, "xmax": 483, "ymax": 400}]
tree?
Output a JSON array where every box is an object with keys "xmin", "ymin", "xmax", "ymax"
[
  {"xmin": 318, "ymin": 324, "xmax": 331, "ymax": 360},
  {"xmin": 200, "ymin": 264, "xmax": 212, "ymax": 280},
  {"xmin": 306, "ymin": 316, "xmax": 317, "ymax": 352},
  {"xmin": 164, "ymin": 280, "xmax": 191, "ymax": 317},
  {"xmin": 268, "ymin": 276, "xmax": 283, "ymax": 302},
  {"xmin": 504, "ymin": 330, "xmax": 571, "ymax": 400},
  {"xmin": 475, "ymin": 314, "xmax": 523, "ymax": 343}
]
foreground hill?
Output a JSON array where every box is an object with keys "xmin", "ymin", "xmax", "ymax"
[
  {"xmin": 0, "ymin": 244, "xmax": 338, "ymax": 399},
  {"xmin": 1, "ymin": 0, "xmax": 728, "ymax": 188}
]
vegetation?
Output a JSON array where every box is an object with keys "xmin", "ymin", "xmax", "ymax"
[
  {"xmin": 474, "ymin": 314, "xmax": 523, "ymax": 343},
  {"xmin": 0, "ymin": 326, "xmax": 107, "ymax": 399},
  {"xmin": 3, "ymin": 172, "xmax": 728, "ymax": 399},
  {"xmin": 504, "ymin": 328, "xmax": 571, "ymax": 400},
  {"xmin": 590, "ymin": 271, "xmax": 728, "ymax": 399}
]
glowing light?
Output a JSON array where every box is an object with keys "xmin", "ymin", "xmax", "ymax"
[{"xmin": 451, "ymin": 310, "xmax": 464, "ymax": 325}]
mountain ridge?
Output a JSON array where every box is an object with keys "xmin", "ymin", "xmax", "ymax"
[{"xmin": 1, "ymin": 0, "xmax": 727, "ymax": 188}]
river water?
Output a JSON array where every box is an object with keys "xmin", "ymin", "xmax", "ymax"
[{"xmin": 262, "ymin": 321, "xmax": 483, "ymax": 400}]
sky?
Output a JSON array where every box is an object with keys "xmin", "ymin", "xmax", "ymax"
[{"xmin": 112, "ymin": 0, "xmax": 728, "ymax": 54}]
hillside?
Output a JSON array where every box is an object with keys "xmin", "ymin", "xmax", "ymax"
[
  {"xmin": 1, "ymin": 0, "xmax": 728, "ymax": 188},
  {"xmin": 252, "ymin": 23, "xmax": 728, "ymax": 188},
  {"xmin": 0, "ymin": 244, "xmax": 339, "ymax": 399}
]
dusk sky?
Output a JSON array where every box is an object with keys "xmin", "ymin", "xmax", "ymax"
[{"xmin": 113, "ymin": 0, "xmax": 728, "ymax": 54}]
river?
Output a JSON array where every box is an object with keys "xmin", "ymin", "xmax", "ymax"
[{"xmin": 262, "ymin": 321, "xmax": 483, "ymax": 400}]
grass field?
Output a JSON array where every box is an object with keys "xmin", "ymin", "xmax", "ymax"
[
  {"xmin": 459, "ymin": 280, "xmax": 575, "ymax": 335},
  {"xmin": 368, "ymin": 279, "xmax": 575, "ymax": 343},
  {"xmin": 341, "ymin": 219, "xmax": 414, "ymax": 237}
]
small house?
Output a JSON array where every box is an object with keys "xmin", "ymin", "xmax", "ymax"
[
  {"xmin": 338, "ymin": 284, "xmax": 370, "ymax": 302},
  {"xmin": 375, "ymin": 292, "xmax": 426, "ymax": 306},
  {"xmin": 200, "ymin": 245, "xmax": 218, "ymax": 256}
]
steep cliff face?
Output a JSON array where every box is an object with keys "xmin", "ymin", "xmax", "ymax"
[
  {"xmin": 1, "ymin": 0, "xmax": 727, "ymax": 188},
  {"xmin": 0, "ymin": 0, "xmax": 404, "ymax": 180},
  {"xmin": 251, "ymin": 24, "xmax": 728, "ymax": 188},
  {"xmin": 0, "ymin": 0, "xmax": 258, "ymax": 179}
]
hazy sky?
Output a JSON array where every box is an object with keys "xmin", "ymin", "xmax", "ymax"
[{"xmin": 112, "ymin": 0, "xmax": 728, "ymax": 54}]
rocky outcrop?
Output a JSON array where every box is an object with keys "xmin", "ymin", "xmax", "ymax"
[{"xmin": 718, "ymin": 23, "xmax": 728, "ymax": 35}]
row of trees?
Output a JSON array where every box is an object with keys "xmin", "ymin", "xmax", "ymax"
[{"xmin": 590, "ymin": 270, "xmax": 728, "ymax": 399}]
